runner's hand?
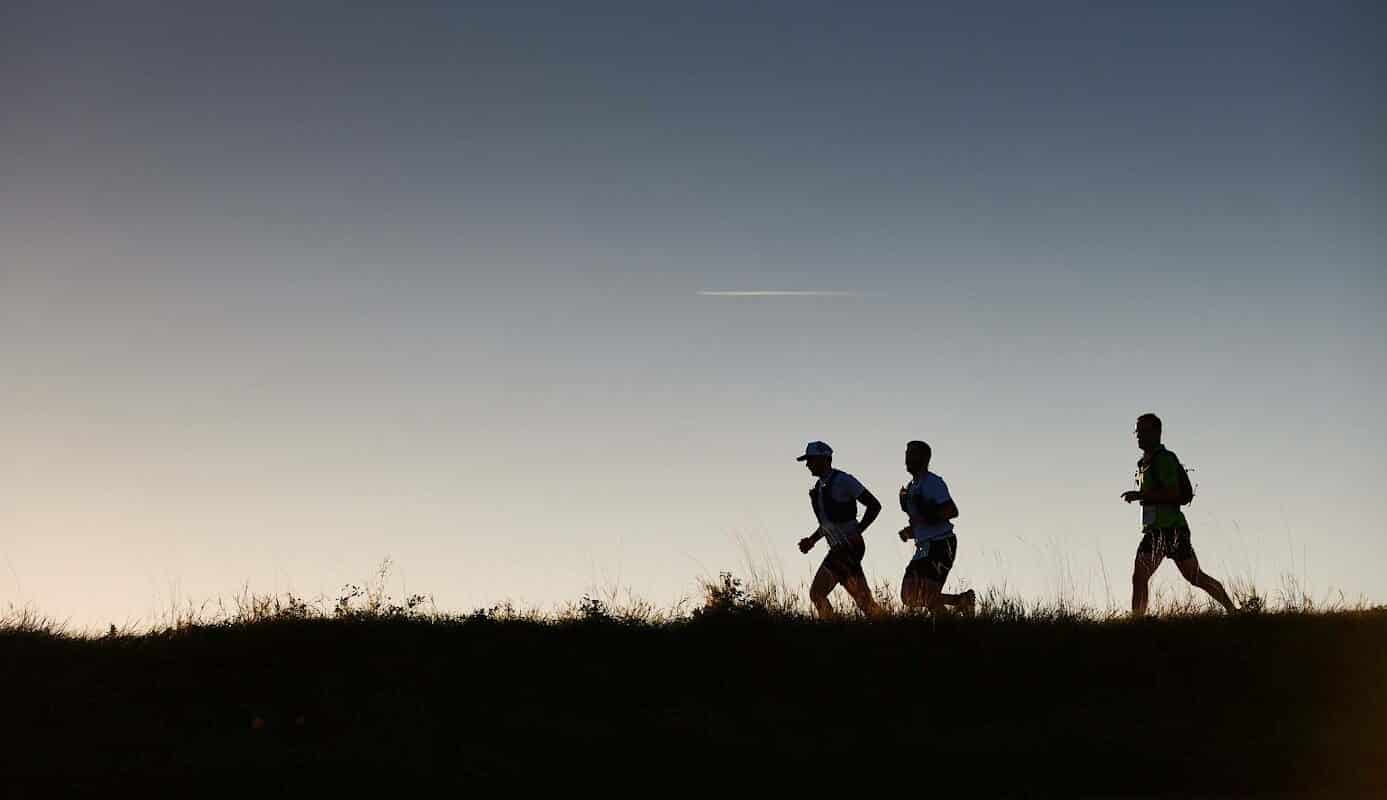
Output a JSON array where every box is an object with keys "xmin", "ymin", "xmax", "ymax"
[
  {"xmin": 898, "ymin": 526, "xmax": 913, "ymax": 542},
  {"xmin": 1121, "ymin": 490, "xmax": 1142, "ymax": 503},
  {"xmin": 798, "ymin": 537, "xmax": 816, "ymax": 554}
]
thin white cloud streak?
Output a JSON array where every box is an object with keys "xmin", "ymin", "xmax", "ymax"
[{"xmin": 696, "ymin": 290, "xmax": 863, "ymax": 297}]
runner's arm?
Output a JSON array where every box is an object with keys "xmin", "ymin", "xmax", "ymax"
[
  {"xmin": 919, "ymin": 499, "xmax": 959, "ymax": 523},
  {"xmin": 856, "ymin": 489, "xmax": 882, "ymax": 534}
]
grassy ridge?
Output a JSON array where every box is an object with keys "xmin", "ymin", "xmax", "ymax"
[{"xmin": 5, "ymin": 587, "xmax": 1387, "ymax": 795}]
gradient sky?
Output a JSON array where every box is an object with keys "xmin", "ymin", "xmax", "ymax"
[{"xmin": 3, "ymin": 2, "xmax": 1384, "ymax": 628}]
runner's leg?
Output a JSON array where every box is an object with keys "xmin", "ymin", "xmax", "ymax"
[
  {"xmin": 1132, "ymin": 549, "xmax": 1163, "ymax": 617},
  {"xmin": 840, "ymin": 570, "xmax": 880, "ymax": 616},
  {"xmin": 919, "ymin": 576, "xmax": 944, "ymax": 610},
  {"xmin": 1175, "ymin": 555, "xmax": 1236, "ymax": 613},
  {"xmin": 922, "ymin": 579, "xmax": 969, "ymax": 609},
  {"xmin": 809, "ymin": 561, "xmax": 840, "ymax": 619},
  {"xmin": 901, "ymin": 569, "xmax": 926, "ymax": 609},
  {"xmin": 923, "ymin": 539, "xmax": 966, "ymax": 611}
]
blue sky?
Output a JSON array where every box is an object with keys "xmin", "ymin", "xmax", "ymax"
[{"xmin": 2, "ymin": 2, "xmax": 1383, "ymax": 626}]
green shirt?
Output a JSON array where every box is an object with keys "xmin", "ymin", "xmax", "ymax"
[{"xmin": 1137, "ymin": 446, "xmax": 1187, "ymax": 529}]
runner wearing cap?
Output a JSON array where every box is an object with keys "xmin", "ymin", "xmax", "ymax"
[
  {"xmin": 796, "ymin": 441, "xmax": 883, "ymax": 618},
  {"xmin": 898, "ymin": 440, "xmax": 975, "ymax": 613}
]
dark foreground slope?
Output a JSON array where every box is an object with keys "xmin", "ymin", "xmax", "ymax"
[{"xmin": 5, "ymin": 609, "xmax": 1386, "ymax": 795}]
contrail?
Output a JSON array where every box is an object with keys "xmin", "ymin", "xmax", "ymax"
[{"xmin": 696, "ymin": 290, "xmax": 861, "ymax": 297}]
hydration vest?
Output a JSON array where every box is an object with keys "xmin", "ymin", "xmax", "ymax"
[
  {"xmin": 809, "ymin": 470, "xmax": 857, "ymax": 524},
  {"xmin": 900, "ymin": 479, "xmax": 932, "ymax": 519},
  {"xmin": 1138, "ymin": 448, "xmax": 1196, "ymax": 507}
]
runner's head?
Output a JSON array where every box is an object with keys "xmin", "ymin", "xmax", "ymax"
[
  {"xmin": 905, "ymin": 440, "xmax": 931, "ymax": 475},
  {"xmin": 796, "ymin": 441, "xmax": 834, "ymax": 477},
  {"xmin": 1135, "ymin": 413, "xmax": 1162, "ymax": 450}
]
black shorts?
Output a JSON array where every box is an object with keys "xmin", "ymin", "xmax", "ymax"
[
  {"xmin": 1137, "ymin": 526, "xmax": 1196, "ymax": 562},
  {"xmin": 904, "ymin": 534, "xmax": 957, "ymax": 584},
  {"xmin": 821, "ymin": 535, "xmax": 867, "ymax": 585}
]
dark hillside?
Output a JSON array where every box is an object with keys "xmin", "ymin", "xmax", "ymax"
[{"xmin": 5, "ymin": 609, "xmax": 1386, "ymax": 795}]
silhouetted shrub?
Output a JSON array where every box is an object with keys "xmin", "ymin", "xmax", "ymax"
[{"xmin": 692, "ymin": 572, "xmax": 772, "ymax": 620}]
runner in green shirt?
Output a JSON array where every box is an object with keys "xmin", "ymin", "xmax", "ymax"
[{"xmin": 1122, "ymin": 413, "xmax": 1237, "ymax": 617}]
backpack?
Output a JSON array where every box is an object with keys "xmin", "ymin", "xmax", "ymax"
[{"xmin": 1166, "ymin": 451, "xmax": 1195, "ymax": 506}]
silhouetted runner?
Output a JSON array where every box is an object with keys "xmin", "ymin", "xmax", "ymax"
[
  {"xmin": 796, "ymin": 441, "xmax": 882, "ymax": 618},
  {"xmin": 1122, "ymin": 413, "xmax": 1237, "ymax": 616},
  {"xmin": 897, "ymin": 440, "xmax": 975, "ymax": 614}
]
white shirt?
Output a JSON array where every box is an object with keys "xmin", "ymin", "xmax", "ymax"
[
  {"xmin": 906, "ymin": 471, "xmax": 955, "ymax": 555},
  {"xmin": 814, "ymin": 470, "xmax": 866, "ymax": 547}
]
